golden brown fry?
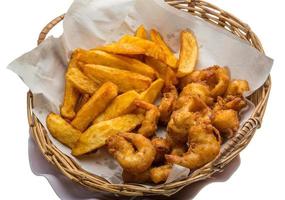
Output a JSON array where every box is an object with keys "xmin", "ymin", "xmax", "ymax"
[
  {"xmin": 66, "ymin": 67, "xmax": 99, "ymax": 94},
  {"xmin": 140, "ymin": 78, "xmax": 164, "ymax": 103},
  {"xmin": 177, "ymin": 30, "xmax": 198, "ymax": 77},
  {"xmin": 150, "ymin": 29, "xmax": 177, "ymax": 68},
  {"xmin": 150, "ymin": 164, "xmax": 172, "ymax": 184},
  {"xmin": 60, "ymin": 50, "xmax": 82, "ymax": 119},
  {"xmin": 78, "ymin": 50, "xmax": 157, "ymax": 79},
  {"xmin": 106, "ymin": 132, "xmax": 156, "ymax": 173},
  {"xmin": 46, "ymin": 113, "xmax": 81, "ymax": 148},
  {"xmin": 97, "ymin": 35, "xmax": 174, "ymax": 67},
  {"xmin": 75, "ymin": 94, "xmax": 90, "ymax": 113},
  {"xmin": 72, "ymin": 114, "xmax": 143, "ymax": 156},
  {"xmin": 93, "ymin": 90, "xmax": 139, "ymax": 123},
  {"xmin": 71, "ymin": 82, "xmax": 118, "ymax": 132},
  {"xmin": 145, "ymin": 57, "xmax": 177, "ymax": 85},
  {"xmin": 135, "ymin": 25, "xmax": 147, "ymax": 39},
  {"xmin": 82, "ymin": 64, "xmax": 152, "ymax": 93},
  {"xmin": 225, "ymin": 80, "xmax": 250, "ymax": 96}
]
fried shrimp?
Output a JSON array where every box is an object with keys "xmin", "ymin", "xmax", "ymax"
[
  {"xmin": 179, "ymin": 66, "xmax": 230, "ymax": 97},
  {"xmin": 134, "ymin": 100, "xmax": 160, "ymax": 138},
  {"xmin": 166, "ymin": 123, "xmax": 221, "ymax": 169},
  {"xmin": 151, "ymin": 137, "xmax": 171, "ymax": 164},
  {"xmin": 106, "ymin": 132, "xmax": 156, "ymax": 173},
  {"xmin": 214, "ymin": 95, "xmax": 247, "ymax": 112},
  {"xmin": 150, "ymin": 164, "xmax": 172, "ymax": 183},
  {"xmin": 159, "ymin": 84, "xmax": 178, "ymax": 124},
  {"xmin": 167, "ymin": 96, "xmax": 212, "ymax": 144},
  {"xmin": 175, "ymin": 83, "xmax": 213, "ymax": 109},
  {"xmin": 225, "ymin": 80, "xmax": 250, "ymax": 96}
]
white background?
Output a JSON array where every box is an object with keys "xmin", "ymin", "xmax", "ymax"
[{"xmin": 0, "ymin": 0, "xmax": 284, "ymax": 199}]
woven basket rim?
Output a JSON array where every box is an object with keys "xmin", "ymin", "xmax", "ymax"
[{"xmin": 28, "ymin": 0, "xmax": 271, "ymax": 197}]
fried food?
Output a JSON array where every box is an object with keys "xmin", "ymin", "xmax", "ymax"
[
  {"xmin": 66, "ymin": 67, "xmax": 99, "ymax": 94},
  {"xmin": 177, "ymin": 30, "xmax": 198, "ymax": 77},
  {"xmin": 71, "ymin": 82, "xmax": 118, "ymax": 131},
  {"xmin": 140, "ymin": 78, "xmax": 164, "ymax": 103},
  {"xmin": 225, "ymin": 80, "xmax": 250, "ymax": 96},
  {"xmin": 78, "ymin": 50, "xmax": 157, "ymax": 79},
  {"xmin": 134, "ymin": 100, "xmax": 160, "ymax": 138},
  {"xmin": 151, "ymin": 137, "xmax": 171, "ymax": 164},
  {"xmin": 122, "ymin": 169, "xmax": 151, "ymax": 183},
  {"xmin": 93, "ymin": 90, "xmax": 139, "ymax": 123},
  {"xmin": 106, "ymin": 132, "xmax": 156, "ymax": 173},
  {"xmin": 150, "ymin": 29, "xmax": 177, "ymax": 68},
  {"xmin": 97, "ymin": 35, "xmax": 175, "ymax": 67},
  {"xmin": 150, "ymin": 164, "xmax": 172, "ymax": 184},
  {"xmin": 175, "ymin": 83, "xmax": 213, "ymax": 110},
  {"xmin": 135, "ymin": 25, "xmax": 147, "ymax": 39},
  {"xmin": 166, "ymin": 123, "xmax": 221, "ymax": 169},
  {"xmin": 214, "ymin": 95, "xmax": 247, "ymax": 112},
  {"xmin": 81, "ymin": 64, "xmax": 152, "ymax": 93},
  {"xmin": 212, "ymin": 109, "xmax": 239, "ymax": 139},
  {"xmin": 159, "ymin": 84, "xmax": 178, "ymax": 124},
  {"xmin": 46, "ymin": 113, "xmax": 81, "ymax": 148},
  {"xmin": 72, "ymin": 114, "xmax": 143, "ymax": 156},
  {"xmin": 60, "ymin": 50, "xmax": 81, "ymax": 119},
  {"xmin": 145, "ymin": 57, "xmax": 177, "ymax": 85}
]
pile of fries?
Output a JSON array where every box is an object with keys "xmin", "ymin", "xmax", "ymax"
[{"xmin": 47, "ymin": 25, "xmax": 249, "ymax": 184}]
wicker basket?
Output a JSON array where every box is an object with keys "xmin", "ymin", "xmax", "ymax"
[{"xmin": 27, "ymin": 0, "xmax": 271, "ymax": 197}]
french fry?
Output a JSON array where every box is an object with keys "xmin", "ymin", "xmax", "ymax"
[
  {"xmin": 60, "ymin": 50, "xmax": 82, "ymax": 119},
  {"xmin": 78, "ymin": 50, "xmax": 156, "ymax": 79},
  {"xmin": 97, "ymin": 35, "xmax": 175, "ymax": 67},
  {"xmin": 72, "ymin": 114, "xmax": 144, "ymax": 156},
  {"xmin": 150, "ymin": 29, "xmax": 177, "ymax": 68},
  {"xmin": 177, "ymin": 30, "xmax": 198, "ymax": 78},
  {"xmin": 75, "ymin": 94, "xmax": 90, "ymax": 113},
  {"xmin": 46, "ymin": 113, "xmax": 81, "ymax": 148},
  {"xmin": 145, "ymin": 57, "xmax": 177, "ymax": 85},
  {"xmin": 67, "ymin": 67, "xmax": 99, "ymax": 94},
  {"xmin": 71, "ymin": 82, "xmax": 118, "ymax": 132},
  {"xmin": 135, "ymin": 25, "xmax": 147, "ymax": 39},
  {"xmin": 82, "ymin": 64, "xmax": 152, "ymax": 93},
  {"xmin": 140, "ymin": 78, "xmax": 164, "ymax": 103},
  {"xmin": 94, "ymin": 90, "xmax": 139, "ymax": 123}
]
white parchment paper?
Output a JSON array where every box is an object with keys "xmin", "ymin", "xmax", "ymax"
[{"xmin": 8, "ymin": 0, "xmax": 273, "ymax": 185}]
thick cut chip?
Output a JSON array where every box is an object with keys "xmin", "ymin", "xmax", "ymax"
[
  {"xmin": 78, "ymin": 50, "xmax": 156, "ymax": 79},
  {"xmin": 140, "ymin": 78, "xmax": 164, "ymax": 103},
  {"xmin": 71, "ymin": 82, "xmax": 118, "ymax": 132},
  {"xmin": 46, "ymin": 113, "xmax": 81, "ymax": 148},
  {"xmin": 177, "ymin": 30, "xmax": 198, "ymax": 78},
  {"xmin": 145, "ymin": 57, "xmax": 177, "ymax": 85},
  {"xmin": 94, "ymin": 90, "xmax": 139, "ymax": 123},
  {"xmin": 72, "ymin": 114, "xmax": 144, "ymax": 156},
  {"xmin": 60, "ymin": 50, "xmax": 82, "ymax": 119},
  {"xmin": 135, "ymin": 25, "xmax": 147, "ymax": 39},
  {"xmin": 66, "ymin": 67, "xmax": 99, "ymax": 94},
  {"xmin": 82, "ymin": 64, "xmax": 152, "ymax": 93},
  {"xmin": 150, "ymin": 29, "xmax": 177, "ymax": 68},
  {"xmin": 97, "ymin": 35, "xmax": 174, "ymax": 67}
]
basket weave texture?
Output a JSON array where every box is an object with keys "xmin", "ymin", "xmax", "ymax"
[{"xmin": 27, "ymin": 0, "xmax": 271, "ymax": 196}]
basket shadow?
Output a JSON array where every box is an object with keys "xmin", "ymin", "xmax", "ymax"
[{"xmin": 28, "ymin": 136, "xmax": 240, "ymax": 200}]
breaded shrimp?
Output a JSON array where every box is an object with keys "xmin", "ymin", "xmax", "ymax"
[
  {"xmin": 151, "ymin": 137, "xmax": 171, "ymax": 164},
  {"xmin": 167, "ymin": 96, "xmax": 212, "ymax": 144},
  {"xmin": 166, "ymin": 123, "xmax": 221, "ymax": 169},
  {"xmin": 106, "ymin": 132, "xmax": 156, "ymax": 173},
  {"xmin": 214, "ymin": 95, "xmax": 247, "ymax": 112},
  {"xmin": 175, "ymin": 83, "xmax": 213, "ymax": 109},
  {"xmin": 225, "ymin": 80, "xmax": 250, "ymax": 96},
  {"xmin": 150, "ymin": 164, "xmax": 172, "ymax": 184},
  {"xmin": 159, "ymin": 84, "xmax": 178, "ymax": 124},
  {"xmin": 134, "ymin": 100, "xmax": 160, "ymax": 138}
]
